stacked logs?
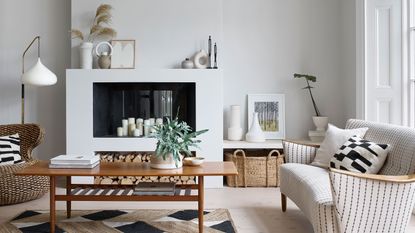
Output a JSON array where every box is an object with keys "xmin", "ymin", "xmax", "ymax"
[{"xmin": 94, "ymin": 152, "xmax": 196, "ymax": 185}]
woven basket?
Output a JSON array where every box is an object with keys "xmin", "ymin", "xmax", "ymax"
[
  {"xmin": 0, "ymin": 124, "xmax": 49, "ymax": 206},
  {"xmin": 225, "ymin": 149, "xmax": 284, "ymax": 187}
]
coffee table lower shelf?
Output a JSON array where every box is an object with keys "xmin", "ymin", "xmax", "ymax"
[{"xmin": 50, "ymin": 176, "xmax": 205, "ymax": 233}]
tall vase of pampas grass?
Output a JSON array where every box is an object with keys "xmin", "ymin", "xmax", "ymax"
[{"xmin": 71, "ymin": 4, "xmax": 117, "ymax": 69}]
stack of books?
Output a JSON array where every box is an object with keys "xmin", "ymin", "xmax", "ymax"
[
  {"xmin": 49, "ymin": 154, "xmax": 100, "ymax": 169},
  {"xmin": 133, "ymin": 182, "xmax": 176, "ymax": 196}
]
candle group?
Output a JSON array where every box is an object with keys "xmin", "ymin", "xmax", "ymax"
[{"xmin": 116, "ymin": 117, "xmax": 163, "ymax": 137}]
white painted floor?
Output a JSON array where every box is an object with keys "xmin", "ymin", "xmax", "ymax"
[{"xmin": 1, "ymin": 187, "xmax": 414, "ymax": 233}]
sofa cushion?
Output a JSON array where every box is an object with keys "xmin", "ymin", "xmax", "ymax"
[
  {"xmin": 0, "ymin": 134, "xmax": 23, "ymax": 165},
  {"xmin": 311, "ymin": 124, "xmax": 368, "ymax": 168},
  {"xmin": 280, "ymin": 163, "xmax": 333, "ymax": 220},
  {"xmin": 330, "ymin": 136, "xmax": 389, "ymax": 174}
]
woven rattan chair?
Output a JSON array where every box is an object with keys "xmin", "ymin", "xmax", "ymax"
[{"xmin": 0, "ymin": 124, "xmax": 49, "ymax": 205}]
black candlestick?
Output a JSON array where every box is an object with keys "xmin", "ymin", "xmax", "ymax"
[
  {"xmin": 207, "ymin": 36, "xmax": 212, "ymax": 69},
  {"xmin": 213, "ymin": 43, "xmax": 218, "ymax": 69}
]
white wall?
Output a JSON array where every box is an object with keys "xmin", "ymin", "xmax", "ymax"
[
  {"xmin": 223, "ymin": 0, "xmax": 347, "ymax": 138},
  {"xmin": 0, "ymin": 0, "xmax": 70, "ymax": 160},
  {"xmin": 0, "ymin": 0, "xmax": 356, "ymax": 160}
]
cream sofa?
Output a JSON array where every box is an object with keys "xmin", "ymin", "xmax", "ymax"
[{"xmin": 280, "ymin": 119, "xmax": 415, "ymax": 233}]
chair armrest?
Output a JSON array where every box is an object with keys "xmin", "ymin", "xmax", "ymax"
[
  {"xmin": 329, "ymin": 169, "xmax": 415, "ymax": 233},
  {"xmin": 282, "ymin": 140, "xmax": 319, "ymax": 164}
]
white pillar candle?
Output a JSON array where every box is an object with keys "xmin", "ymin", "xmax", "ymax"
[
  {"xmin": 144, "ymin": 119, "xmax": 151, "ymax": 137},
  {"xmin": 156, "ymin": 118, "xmax": 163, "ymax": 125},
  {"xmin": 117, "ymin": 127, "xmax": 123, "ymax": 137},
  {"xmin": 133, "ymin": 129, "xmax": 141, "ymax": 137},
  {"xmin": 149, "ymin": 118, "xmax": 155, "ymax": 126},
  {"xmin": 136, "ymin": 118, "xmax": 143, "ymax": 125},
  {"xmin": 128, "ymin": 118, "xmax": 135, "ymax": 125},
  {"xmin": 122, "ymin": 119, "xmax": 128, "ymax": 127},
  {"xmin": 128, "ymin": 123, "xmax": 136, "ymax": 136}
]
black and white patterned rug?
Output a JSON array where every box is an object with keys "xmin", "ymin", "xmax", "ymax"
[{"xmin": 0, "ymin": 209, "xmax": 236, "ymax": 233}]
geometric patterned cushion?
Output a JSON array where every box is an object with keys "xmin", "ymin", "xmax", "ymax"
[
  {"xmin": 0, "ymin": 133, "xmax": 23, "ymax": 165},
  {"xmin": 330, "ymin": 136, "xmax": 389, "ymax": 174}
]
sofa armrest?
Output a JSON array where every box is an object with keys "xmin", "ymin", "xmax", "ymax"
[
  {"xmin": 282, "ymin": 140, "xmax": 318, "ymax": 164},
  {"xmin": 329, "ymin": 168, "xmax": 415, "ymax": 233}
]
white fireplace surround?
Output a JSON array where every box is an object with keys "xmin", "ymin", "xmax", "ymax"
[{"xmin": 66, "ymin": 69, "xmax": 223, "ymax": 188}]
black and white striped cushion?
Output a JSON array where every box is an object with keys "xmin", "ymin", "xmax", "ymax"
[
  {"xmin": 330, "ymin": 136, "xmax": 389, "ymax": 174},
  {"xmin": 0, "ymin": 134, "xmax": 23, "ymax": 165}
]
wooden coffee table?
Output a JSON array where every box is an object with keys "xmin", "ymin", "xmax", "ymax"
[{"xmin": 16, "ymin": 161, "xmax": 237, "ymax": 233}]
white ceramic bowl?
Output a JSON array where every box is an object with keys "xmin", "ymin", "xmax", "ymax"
[{"xmin": 183, "ymin": 157, "xmax": 205, "ymax": 166}]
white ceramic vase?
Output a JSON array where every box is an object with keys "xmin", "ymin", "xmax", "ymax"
[
  {"xmin": 246, "ymin": 112, "xmax": 265, "ymax": 142},
  {"xmin": 228, "ymin": 105, "xmax": 243, "ymax": 141},
  {"xmin": 150, "ymin": 153, "xmax": 183, "ymax": 169},
  {"xmin": 193, "ymin": 50, "xmax": 208, "ymax": 69},
  {"xmin": 79, "ymin": 42, "xmax": 93, "ymax": 69},
  {"xmin": 312, "ymin": 116, "xmax": 329, "ymax": 131}
]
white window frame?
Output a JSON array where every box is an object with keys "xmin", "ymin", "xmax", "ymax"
[{"xmin": 408, "ymin": 0, "xmax": 415, "ymax": 127}]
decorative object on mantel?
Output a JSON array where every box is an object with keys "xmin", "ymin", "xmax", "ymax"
[
  {"xmin": 293, "ymin": 73, "xmax": 328, "ymax": 141},
  {"xmin": 227, "ymin": 105, "xmax": 243, "ymax": 141},
  {"xmin": 247, "ymin": 94, "xmax": 286, "ymax": 139},
  {"xmin": 246, "ymin": 112, "xmax": 266, "ymax": 142},
  {"xmin": 213, "ymin": 42, "xmax": 218, "ymax": 69},
  {"xmin": 71, "ymin": 4, "xmax": 116, "ymax": 69},
  {"xmin": 21, "ymin": 36, "xmax": 57, "ymax": 123},
  {"xmin": 95, "ymin": 41, "xmax": 113, "ymax": 69},
  {"xmin": 193, "ymin": 49, "xmax": 209, "ymax": 69},
  {"xmin": 181, "ymin": 58, "xmax": 194, "ymax": 69},
  {"xmin": 111, "ymin": 40, "xmax": 135, "ymax": 69},
  {"xmin": 151, "ymin": 113, "xmax": 208, "ymax": 169},
  {"xmin": 207, "ymin": 35, "xmax": 213, "ymax": 69}
]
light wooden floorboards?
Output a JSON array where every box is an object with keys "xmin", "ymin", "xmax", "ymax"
[{"xmin": 0, "ymin": 187, "xmax": 414, "ymax": 233}]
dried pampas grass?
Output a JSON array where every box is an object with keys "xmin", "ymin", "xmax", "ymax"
[
  {"xmin": 70, "ymin": 29, "xmax": 84, "ymax": 41},
  {"xmin": 71, "ymin": 4, "xmax": 116, "ymax": 42}
]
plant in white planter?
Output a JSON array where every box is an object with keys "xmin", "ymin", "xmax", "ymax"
[
  {"xmin": 71, "ymin": 4, "xmax": 117, "ymax": 69},
  {"xmin": 151, "ymin": 116, "xmax": 208, "ymax": 169},
  {"xmin": 294, "ymin": 73, "xmax": 328, "ymax": 131}
]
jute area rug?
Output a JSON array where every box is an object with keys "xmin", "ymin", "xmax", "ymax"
[{"xmin": 0, "ymin": 209, "xmax": 236, "ymax": 233}]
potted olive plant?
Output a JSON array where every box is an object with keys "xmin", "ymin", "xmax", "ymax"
[
  {"xmin": 151, "ymin": 116, "xmax": 208, "ymax": 169},
  {"xmin": 294, "ymin": 73, "xmax": 328, "ymax": 131}
]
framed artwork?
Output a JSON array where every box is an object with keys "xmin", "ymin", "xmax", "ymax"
[
  {"xmin": 248, "ymin": 94, "xmax": 285, "ymax": 139},
  {"xmin": 111, "ymin": 40, "xmax": 135, "ymax": 69}
]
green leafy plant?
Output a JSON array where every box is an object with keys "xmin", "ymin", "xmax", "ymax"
[
  {"xmin": 153, "ymin": 115, "xmax": 208, "ymax": 167},
  {"xmin": 293, "ymin": 73, "xmax": 321, "ymax": 116},
  {"xmin": 71, "ymin": 4, "xmax": 116, "ymax": 42}
]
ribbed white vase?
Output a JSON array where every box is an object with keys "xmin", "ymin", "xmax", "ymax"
[
  {"xmin": 228, "ymin": 105, "xmax": 243, "ymax": 141},
  {"xmin": 79, "ymin": 42, "xmax": 93, "ymax": 69},
  {"xmin": 246, "ymin": 112, "xmax": 265, "ymax": 142}
]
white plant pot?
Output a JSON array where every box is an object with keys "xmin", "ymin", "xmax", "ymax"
[
  {"xmin": 246, "ymin": 112, "xmax": 265, "ymax": 142},
  {"xmin": 150, "ymin": 153, "xmax": 183, "ymax": 169},
  {"xmin": 79, "ymin": 42, "xmax": 93, "ymax": 69},
  {"xmin": 312, "ymin": 116, "xmax": 329, "ymax": 132}
]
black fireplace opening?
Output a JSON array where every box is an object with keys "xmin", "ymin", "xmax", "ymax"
[{"xmin": 93, "ymin": 82, "xmax": 196, "ymax": 137}]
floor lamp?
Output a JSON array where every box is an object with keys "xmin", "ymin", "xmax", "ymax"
[{"xmin": 21, "ymin": 36, "xmax": 57, "ymax": 124}]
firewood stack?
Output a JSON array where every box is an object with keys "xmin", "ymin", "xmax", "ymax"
[{"xmin": 94, "ymin": 152, "xmax": 196, "ymax": 185}]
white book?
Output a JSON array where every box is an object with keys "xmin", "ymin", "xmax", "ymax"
[
  {"xmin": 49, "ymin": 161, "xmax": 99, "ymax": 169},
  {"xmin": 50, "ymin": 154, "xmax": 99, "ymax": 165}
]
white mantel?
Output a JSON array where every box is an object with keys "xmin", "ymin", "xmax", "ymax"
[{"xmin": 66, "ymin": 69, "xmax": 223, "ymax": 188}]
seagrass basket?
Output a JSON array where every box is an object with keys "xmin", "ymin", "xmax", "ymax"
[{"xmin": 225, "ymin": 149, "xmax": 284, "ymax": 187}]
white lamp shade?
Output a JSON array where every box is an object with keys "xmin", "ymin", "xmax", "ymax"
[{"xmin": 22, "ymin": 58, "xmax": 57, "ymax": 86}]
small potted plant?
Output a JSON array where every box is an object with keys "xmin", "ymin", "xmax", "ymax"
[
  {"xmin": 151, "ymin": 116, "xmax": 208, "ymax": 169},
  {"xmin": 71, "ymin": 4, "xmax": 117, "ymax": 69},
  {"xmin": 294, "ymin": 73, "xmax": 328, "ymax": 131}
]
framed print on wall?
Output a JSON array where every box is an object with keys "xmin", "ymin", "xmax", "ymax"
[
  {"xmin": 111, "ymin": 40, "xmax": 135, "ymax": 69},
  {"xmin": 248, "ymin": 94, "xmax": 285, "ymax": 139}
]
